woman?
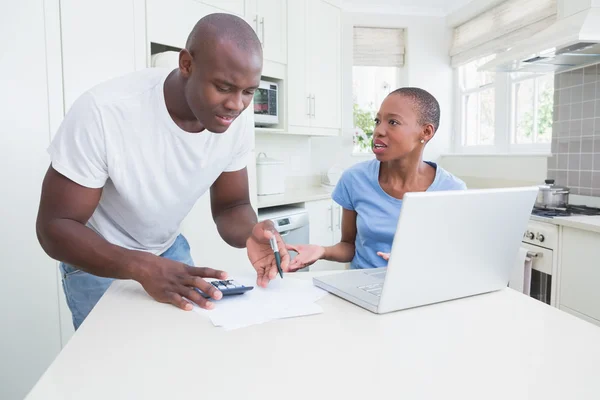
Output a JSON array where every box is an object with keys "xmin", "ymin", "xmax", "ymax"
[{"xmin": 286, "ymin": 87, "xmax": 466, "ymax": 271}]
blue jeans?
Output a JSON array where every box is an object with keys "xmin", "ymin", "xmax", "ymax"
[{"xmin": 59, "ymin": 234, "xmax": 195, "ymax": 330}]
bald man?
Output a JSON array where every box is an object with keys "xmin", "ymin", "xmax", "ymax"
[{"xmin": 36, "ymin": 13, "xmax": 290, "ymax": 330}]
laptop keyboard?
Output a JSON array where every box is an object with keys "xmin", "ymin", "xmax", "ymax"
[
  {"xmin": 366, "ymin": 271, "xmax": 387, "ymax": 279},
  {"xmin": 358, "ymin": 283, "xmax": 383, "ymax": 297}
]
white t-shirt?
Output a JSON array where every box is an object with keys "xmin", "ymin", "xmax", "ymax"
[{"xmin": 48, "ymin": 68, "xmax": 253, "ymax": 254}]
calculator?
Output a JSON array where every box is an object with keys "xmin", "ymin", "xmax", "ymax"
[{"xmin": 194, "ymin": 279, "xmax": 254, "ymax": 299}]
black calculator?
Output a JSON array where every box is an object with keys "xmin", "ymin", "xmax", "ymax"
[{"xmin": 194, "ymin": 279, "xmax": 254, "ymax": 299}]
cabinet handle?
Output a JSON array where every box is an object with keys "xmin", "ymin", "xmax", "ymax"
[
  {"xmin": 328, "ymin": 206, "xmax": 333, "ymax": 231},
  {"xmin": 306, "ymin": 95, "xmax": 311, "ymax": 117},
  {"xmin": 312, "ymin": 95, "xmax": 316, "ymax": 118},
  {"xmin": 260, "ymin": 16, "xmax": 265, "ymax": 46},
  {"xmin": 253, "ymin": 15, "xmax": 259, "ymax": 41}
]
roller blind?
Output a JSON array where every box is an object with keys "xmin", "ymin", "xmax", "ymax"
[
  {"xmin": 450, "ymin": 0, "xmax": 557, "ymax": 66},
  {"xmin": 353, "ymin": 27, "xmax": 405, "ymax": 67}
]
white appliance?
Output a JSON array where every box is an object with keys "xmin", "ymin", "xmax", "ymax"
[
  {"xmin": 253, "ymin": 80, "xmax": 279, "ymax": 127},
  {"xmin": 313, "ymin": 187, "xmax": 539, "ymax": 314},
  {"xmin": 519, "ymin": 220, "xmax": 559, "ymax": 306},
  {"xmin": 482, "ymin": 0, "xmax": 600, "ymax": 73},
  {"xmin": 256, "ymin": 152, "xmax": 284, "ymax": 196},
  {"xmin": 257, "ymin": 205, "xmax": 309, "ymax": 268}
]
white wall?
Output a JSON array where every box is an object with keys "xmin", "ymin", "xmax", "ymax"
[
  {"xmin": 311, "ymin": 11, "xmax": 454, "ymax": 175},
  {"xmin": 438, "ymin": 155, "xmax": 549, "ymax": 188},
  {"xmin": 255, "ymin": 133, "xmax": 316, "ymax": 184}
]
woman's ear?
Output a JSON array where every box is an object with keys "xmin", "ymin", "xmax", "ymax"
[{"xmin": 421, "ymin": 123, "xmax": 435, "ymax": 143}]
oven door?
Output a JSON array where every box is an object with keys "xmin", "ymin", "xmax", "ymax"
[{"xmin": 521, "ymin": 243, "xmax": 553, "ymax": 305}]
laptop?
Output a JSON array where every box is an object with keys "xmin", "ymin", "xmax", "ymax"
[{"xmin": 312, "ymin": 186, "xmax": 539, "ymax": 314}]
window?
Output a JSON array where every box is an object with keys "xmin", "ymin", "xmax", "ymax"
[
  {"xmin": 458, "ymin": 55, "xmax": 496, "ymax": 147},
  {"xmin": 511, "ymin": 73, "xmax": 554, "ymax": 145},
  {"xmin": 352, "ymin": 66, "xmax": 398, "ymax": 153},
  {"xmin": 450, "ymin": 0, "xmax": 557, "ymax": 154},
  {"xmin": 352, "ymin": 27, "xmax": 405, "ymax": 154}
]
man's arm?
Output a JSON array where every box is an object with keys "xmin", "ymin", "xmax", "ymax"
[
  {"xmin": 36, "ymin": 166, "xmax": 225, "ymax": 310},
  {"xmin": 36, "ymin": 166, "xmax": 139, "ymax": 279},
  {"xmin": 210, "ymin": 168, "xmax": 257, "ymax": 248}
]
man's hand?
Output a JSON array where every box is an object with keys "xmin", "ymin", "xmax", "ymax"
[
  {"xmin": 286, "ymin": 244, "xmax": 325, "ymax": 271},
  {"xmin": 377, "ymin": 252, "xmax": 390, "ymax": 261},
  {"xmin": 132, "ymin": 253, "xmax": 228, "ymax": 311},
  {"xmin": 246, "ymin": 220, "xmax": 290, "ymax": 287}
]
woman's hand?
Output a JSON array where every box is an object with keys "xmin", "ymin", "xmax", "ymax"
[
  {"xmin": 286, "ymin": 244, "xmax": 326, "ymax": 271},
  {"xmin": 377, "ymin": 252, "xmax": 390, "ymax": 261}
]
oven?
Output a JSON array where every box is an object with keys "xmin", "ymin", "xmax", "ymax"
[{"xmin": 519, "ymin": 220, "xmax": 559, "ymax": 306}]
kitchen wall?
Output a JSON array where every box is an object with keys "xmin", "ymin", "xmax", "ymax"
[
  {"xmin": 438, "ymin": 155, "xmax": 548, "ymax": 188},
  {"xmin": 255, "ymin": 134, "xmax": 317, "ymax": 187},
  {"xmin": 547, "ymin": 64, "xmax": 600, "ymax": 197}
]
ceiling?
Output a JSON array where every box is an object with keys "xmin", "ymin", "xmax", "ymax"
[{"xmin": 342, "ymin": 0, "xmax": 476, "ymax": 16}]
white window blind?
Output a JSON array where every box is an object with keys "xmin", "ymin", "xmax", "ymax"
[
  {"xmin": 450, "ymin": 0, "xmax": 557, "ymax": 67},
  {"xmin": 353, "ymin": 27, "xmax": 405, "ymax": 67}
]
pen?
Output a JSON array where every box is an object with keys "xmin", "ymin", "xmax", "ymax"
[{"xmin": 269, "ymin": 235, "xmax": 283, "ymax": 279}]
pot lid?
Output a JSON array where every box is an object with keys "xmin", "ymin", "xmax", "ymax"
[
  {"xmin": 256, "ymin": 152, "xmax": 283, "ymax": 165},
  {"xmin": 539, "ymin": 179, "xmax": 570, "ymax": 191}
]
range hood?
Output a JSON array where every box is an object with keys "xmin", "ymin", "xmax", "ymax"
[{"xmin": 481, "ymin": 0, "xmax": 600, "ymax": 73}]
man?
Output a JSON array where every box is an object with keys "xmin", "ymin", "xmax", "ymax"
[{"xmin": 35, "ymin": 13, "xmax": 290, "ymax": 330}]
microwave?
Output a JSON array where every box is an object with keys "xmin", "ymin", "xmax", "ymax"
[{"xmin": 253, "ymin": 80, "xmax": 278, "ymax": 127}]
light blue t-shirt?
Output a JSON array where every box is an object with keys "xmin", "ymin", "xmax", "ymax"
[{"xmin": 331, "ymin": 159, "xmax": 467, "ymax": 269}]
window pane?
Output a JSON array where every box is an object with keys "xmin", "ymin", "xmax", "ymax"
[
  {"xmin": 514, "ymin": 80, "xmax": 535, "ymax": 144},
  {"xmin": 464, "ymin": 94, "xmax": 478, "ymax": 146},
  {"xmin": 479, "ymin": 88, "xmax": 495, "ymax": 145},
  {"xmin": 462, "ymin": 55, "xmax": 495, "ymax": 90},
  {"xmin": 536, "ymin": 74, "xmax": 554, "ymax": 144}
]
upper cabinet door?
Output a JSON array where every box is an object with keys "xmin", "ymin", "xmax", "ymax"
[
  {"xmin": 201, "ymin": 0, "xmax": 245, "ymax": 15},
  {"xmin": 286, "ymin": 0, "xmax": 311, "ymax": 129},
  {"xmin": 307, "ymin": 0, "xmax": 341, "ymax": 130},
  {"xmin": 60, "ymin": 0, "xmax": 144, "ymax": 109},
  {"xmin": 257, "ymin": 0, "xmax": 287, "ymax": 64},
  {"xmin": 147, "ymin": 0, "xmax": 218, "ymax": 49}
]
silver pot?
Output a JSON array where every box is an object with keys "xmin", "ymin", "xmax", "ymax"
[{"xmin": 535, "ymin": 179, "xmax": 570, "ymax": 209}]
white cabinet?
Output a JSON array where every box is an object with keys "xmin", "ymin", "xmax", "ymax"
[
  {"xmin": 0, "ymin": 1, "xmax": 63, "ymax": 399},
  {"xmin": 202, "ymin": 0, "xmax": 245, "ymax": 15},
  {"xmin": 559, "ymin": 227, "xmax": 600, "ymax": 327},
  {"xmin": 148, "ymin": 0, "xmax": 286, "ymax": 66},
  {"xmin": 147, "ymin": 0, "xmax": 222, "ymax": 49},
  {"xmin": 305, "ymin": 199, "xmax": 347, "ymax": 271},
  {"xmin": 246, "ymin": 0, "xmax": 287, "ymax": 65},
  {"xmin": 287, "ymin": 0, "xmax": 341, "ymax": 136},
  {"xmin": 60, "ymin": 0, "xmax": 146, "ymax": 110}
]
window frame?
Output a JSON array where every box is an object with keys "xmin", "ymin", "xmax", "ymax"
[
  {"xmin": 508, "ymin": 72, "xmax": 553, "ymax": 153},
  {"xmin": 453, "ymin": 59, "xmax": 552, "ymax": 155}
]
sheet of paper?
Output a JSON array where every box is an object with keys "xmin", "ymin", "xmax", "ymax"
[{"xmin": 192, "ymin": 274, "xmax": 328, "ymax": 330}]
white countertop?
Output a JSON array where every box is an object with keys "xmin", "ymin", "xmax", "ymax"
[
  {"xmin": 530, "ymin": 214, "xmax": 600, "ymax": 234},
  {"xmin": 257, "ymin": 185, "xmax": 333, "ymax": 208},
  {"xmin": 25, "ymin": 272, "xmax": 600, "ymax": 400}
]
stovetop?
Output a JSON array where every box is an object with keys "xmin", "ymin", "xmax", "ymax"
[{"xmin": 531, "ymin": 204, "xmax": 600, "ymax": 218}]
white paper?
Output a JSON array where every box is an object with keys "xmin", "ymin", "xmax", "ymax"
[{"xmin": 192, "ymin": 275, "xmax": 328, "ymax": 330}]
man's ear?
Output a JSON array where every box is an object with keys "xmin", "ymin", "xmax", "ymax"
[{"xmin": 179, "ymin": 49, "xmax": 193, "ymax": 77}]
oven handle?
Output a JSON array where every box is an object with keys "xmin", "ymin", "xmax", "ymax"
[{"xmin": 526, "ymin": 251, "xmax": 542, "ymax": 258}]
